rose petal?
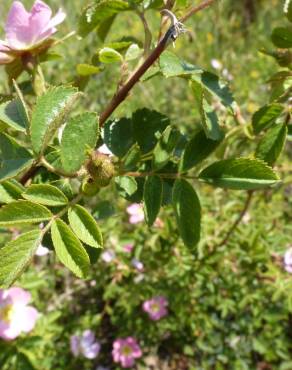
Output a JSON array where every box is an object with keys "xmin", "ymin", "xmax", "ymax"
[
  {"xmin": 28, "ymin": 0, "xmax": 52, "ymax": 44},
  {"xmin": 5, "ymin": 1, "xmax": 31, "ymax": 49},
  {"xmin": 7, "ymin": 287, "xmax": 31, "ymax": 305},
  {"xmin": 15, "ymin": 306, "xmax": 39, "ymax": 333}
]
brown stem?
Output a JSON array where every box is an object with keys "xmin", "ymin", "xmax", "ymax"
[
  {"xmin": 20, "ymin": 163, "xmax": 39, "ymax": 185},
  {"xmin": 99, "ymin": 29, "xmax": 171, "ymax": 127},
  {"xmin": 218, "ymin": 191, "xmax": 254, "ymax": 247}
]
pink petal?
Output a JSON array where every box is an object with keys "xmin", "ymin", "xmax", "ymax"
[
  {"xmin": 5, "ymin": 1, "xmax": 31, "ymax": 50},
  {"xmin": 28, "ymin": 0, "xmax": 52, "ymax": 44},
  {"xmin": 17, "ymin": 306, "xmax": 39, "ymax": 333},
  {"xmin": 70, "ymin": 335, "xmax": 80, "ymax": 356},
  {"xmin": 82, "ymin": 342, "xmax": 101, "ymax": 359},
  {"xmin": 120, "ymin": 355, "xmax": 135, "ymax": 368},
  {"xmin": 7, "ymin": 287, "xmax": 31, "ymax": 305},
  {"xmin": 0, "ymin": 40, "xmax": 10, "ymax": 51},
  {"xmin": 46, "ymin": 8, "xmax": 66, "ymax": 29},
  {"xmin": 0, "ymin": 322, "xmax": 21, "ymax": 340}
]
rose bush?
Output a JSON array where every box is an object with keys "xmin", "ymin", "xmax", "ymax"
[{"xmin": 0, "ymin": 0, "xmax": 291, "ymax": 369}]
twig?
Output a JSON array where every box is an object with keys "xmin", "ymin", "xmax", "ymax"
[
  {"xmin": 180, "ymin": 0, "xmax": 219, "ymax": 22},
  {"xmin": 217, "ymin": 191, "xmax": 254, "ymax": 246},
  {"xmin": 136, "ymin": 10, "xmax": 152, "ymax": 57},
  {"xmin": 20, "ymin": 163, "xmax": 39, "ymax": 185}
]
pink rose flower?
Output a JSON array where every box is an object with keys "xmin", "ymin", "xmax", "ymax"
[
  {"xmin": 112, "ymin": 337, "xmax": 142, "ymax": 368},
  {"xmin": 126, "ymin": 203, "xmax": 144, "ymax": 224},
  {"xmin": 123, "ymin": 243, "xmax": 134, "ymax": 253},
  {"xmin": 284, "ymin": 248, "xmax": 292, "ymax": 273},
  {"xmin": 142, "ymin": 296, "xmax": 168, "ymax": 321},
  {"xmin": 70, "ymin": 330, "xmax": 101, "ymax": 359},
  {"xmin": 0, "ymin": 287, "xmax": 39, "ymax": 340},
  {"xmin": 0, "ymin": 0, "xmax": 65, "ymax": 64}
]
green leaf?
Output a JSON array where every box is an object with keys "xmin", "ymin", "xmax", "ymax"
[
  {"xmin": 23, "ymin": 184, "xmax": 68, "ymax": 206},
  {"xmin": 125, "ymin": 44, "xmax": 142, "ymax": 61},
  {"xmin": 104, "ymin": 117, "xmax": 134, "ymax": 157},
  {"xmin": 152, "ymin": 126, "xmax": 180, "ymax": 170},
  {"xmin": 255, "ymin": 123, "xmax": 287, "ymax": 166},
  {"xmin": 68, "ymin": 204, "xmax": 103, "ymax": 248},
  {"xmin": 0, "ymin": 99, "xmax": 28, "ymax": 132},
  {"xmin": 78, "ymin": 0, "xmax": 130, "ymax": 37},
  {"xmin": 172, "ymin": 179, "xmax": 201, "ymax": 248},
  {"xmin": 51, "ymin": 219, "xmax": 90, "ymax": 278},
  {"xmin": 30, "ymin": 86, "xmax": 80, "ymax": 155},
  {"xmin": 179, "ymin": 129, "xmax": 222, "ymax": 172},
  {"xmin": 252, "ymin": 104, "xmax": 284, "ymax": 134},
  {"xmin": 99, "ymin": 47, "xmax": 123, "ymax": 63},
  {"xmin": 199, "ymin": 158, "xmax": 280, "ymax": 190},
  {"xmin": 0, "ymin": 230, "xmax": 42, "ymax": 288},
  {"xmin": 115, "ymin": 176, "xmax": 138, "ymax": 196},
  {"xmin": 271, "ymin": 27, "xmax": 292, "ymax": 48},
  {"xmin": 159, "ymin": 51, "xmax": 202, "ymax": 78},
  {"xmin": 0, "ymin": 133, "xmax": 33, "ymax": 181},
  {"xmin": 0, "ymin": 179, "xmax": 24, "ymax": 204},
  {"xmin": 192, "ymin": 82, "xmax": 223, "ymax": 141},
  {"xmin": 132, "ymin": 108, "xmax": 170, "ymax": 154},
  {"xmin": 192, "ymin": 71, "xmax": 235, "ymax": 109},
  {"xmin": 61, "ymin": 113, "xmax": 99, "ymax": 172},
  {"xmin": 143, "ymin": 176, "xmax": 162, "ymax": 226},
  {"xmin": 0, "ymin": 200, "xmax": 52, "ymax": 226},
  {"xmin": 76, "ymin": 64, "xmax": 103, "ymax": 76},
  {"xmin": 123, "ymin": 144, "xmax": 141, "ymax": 170}
]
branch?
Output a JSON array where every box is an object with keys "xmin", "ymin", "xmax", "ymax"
[
  {"xmin": 218, "ymin": 191, "xmax": 254, "ymax": 247},
  {"xmin": 99, "ymin": 0, "xmax": 218, "ymax": 127}
]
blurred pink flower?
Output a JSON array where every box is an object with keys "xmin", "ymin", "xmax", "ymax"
[
  {"xmin": 284, "ymin": 248, "xmax": 292, "ymax": 273},
  {"xmin": 142, "ymin": 296, "xmax": 168, "ymax": 321},
  {"xmin": 101, "ymin": 250, "xmax": 116, "ymax": 263},
  {"xmin": 70, "ymin": 330, "xmax": 101, "ymax": 359},
  {"xmin": 126, "ymin": 203, "xmax": 144, "ymax": 224},
  {"xmin": 131, "ymin": 258, "xmax": 144, "ymax": 272},
  {"xmin": 0, "ymin": 287, "xmax": 39, "ymax": 340},
  {"xmin": 112, "ymin": 337, "xmax": 142, "ymax": 368},
  {"xmin": 123, "ymin": 243, "xmax": 134, "ymax": 253},
  {"xmin": 0, "ymin": 0, "xmax": 65, "ymax": 64}
]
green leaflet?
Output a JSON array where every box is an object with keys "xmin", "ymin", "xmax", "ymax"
[
  {"xmin": 0, "ymin": 230, "xmax": 42, "ymax": 288},
  {"xmin": 23, "ymin": 184, "xmax": 68, "ymax": 206},
  {"xmin": 0, "ymin": 133, "xmax": 33, "ymax": 182},
  {"xmin": 68, "ymin": 205, "xmax": 103, "ymax": 248},
  {"xmin": 199, "ymin": 158, "xmax": 280, "ymax": 190},
  {"xmin": 172, "ymin": 179, "xmax": 201, "ymax": 248},
  {"xmin": 51, "ymin": 219, "xmax": 90, "ymax": 278},
  {"xmin": 61, "ymin": 112, "xmax": 99, "ymax": 173},
  {"xmin": 30, "ymin": 86, "xmax": 80, "ymax": 155},
  {"xmin": 143, "ymin": 176, "xmax": 163, "ymax": 226},
  {"xmin": 0, "ymin": 200, "xmax": 52, "ymax": 226}
]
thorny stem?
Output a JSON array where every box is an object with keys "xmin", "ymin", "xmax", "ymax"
[{"xmin": 217, "ymin": 191, "xmax": 254, "ymax": 247}]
